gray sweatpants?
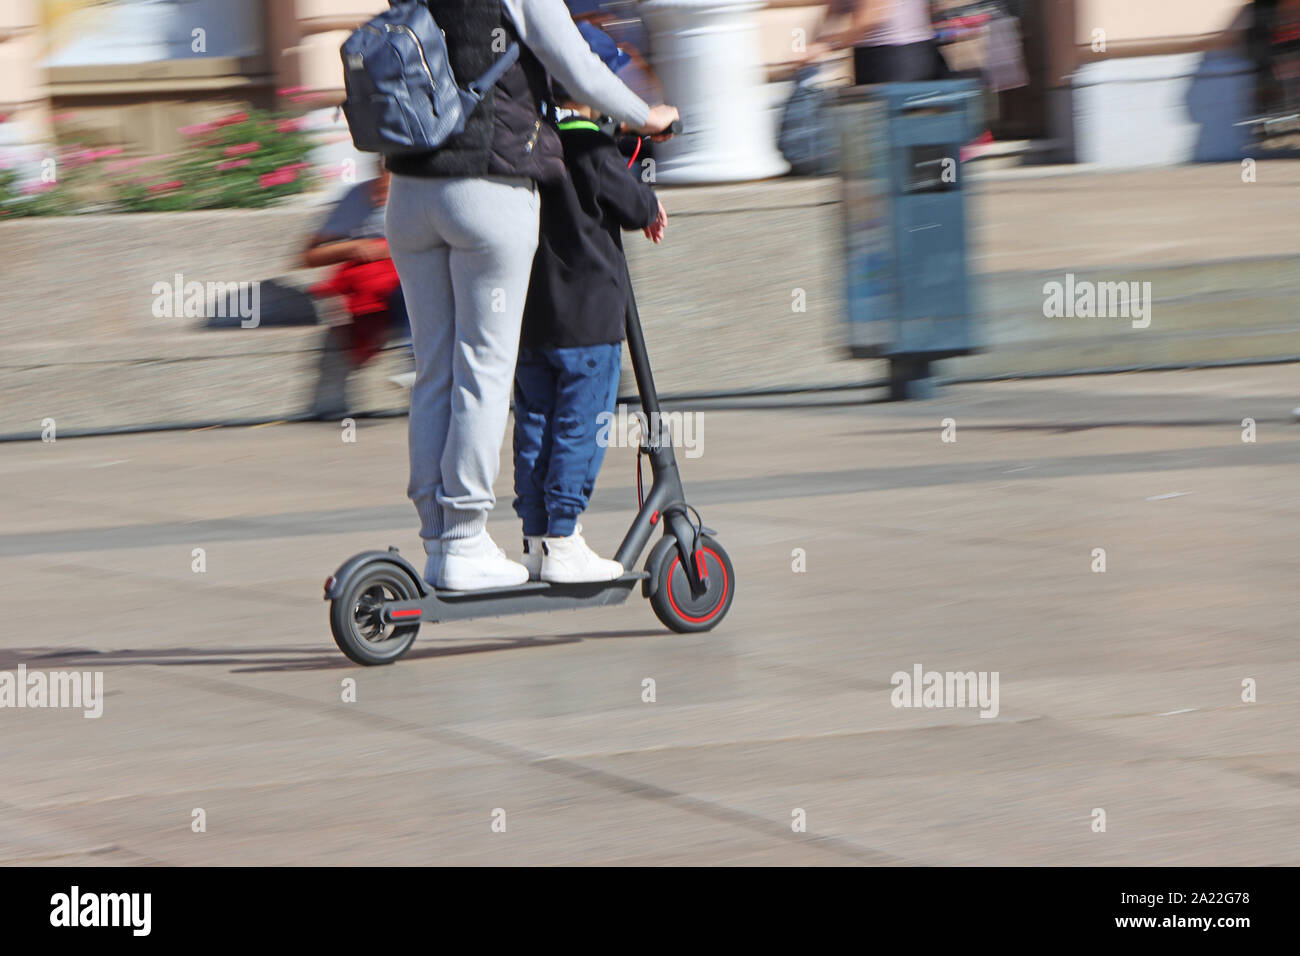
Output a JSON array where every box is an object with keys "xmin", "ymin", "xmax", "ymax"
[{"xmin": 385, "ymin": 174, "xmax": 540, "ymax": 548}]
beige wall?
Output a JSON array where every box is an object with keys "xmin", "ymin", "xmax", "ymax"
[
  {"xmin": 1071, "ymin": 0, "xmax": 1251, "ymax": 66},
  {"xmin": 277, "ymin": 0, "xmax": 387, "ymax": 97},
  {"xmin": 0, "ymin": 0, "xmax": 45, "ymax": 130},
  {"xmin": 0, "ymin": 0, "xmax": 387, "ymax": 150},
  {"xmin": 1076, "ymin": 0, "xmax": 1248, "ymax": 46}
]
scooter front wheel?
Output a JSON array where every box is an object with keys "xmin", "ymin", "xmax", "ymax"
[
  {"xmin": 329, "ymin": 561, "xmax": 421, "ymax": 665},
  {"xmin": 648, "ymin": 534, "xmax": 735, "ymax": 633}
]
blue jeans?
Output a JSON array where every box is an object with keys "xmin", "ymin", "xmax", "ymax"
[{"xmin": 512, "ymin": 343, "xmax": 622, "ymax": 537}]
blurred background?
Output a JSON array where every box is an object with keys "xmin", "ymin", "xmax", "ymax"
[
  {"xmin": 1, "ymin": 0, "xmax": 1297, "ymax": 432},
  {"xmin": 2, "ymin": 2, "xmax": 1298, "ymax": 869},
  {"xmin": 0, "ymin": 1, "xmax": 1283, "ymax": 171}
]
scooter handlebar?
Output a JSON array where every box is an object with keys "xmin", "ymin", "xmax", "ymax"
[{"xmin": 638, "ymin": 119, "xmax": 682, "ymax": 138}]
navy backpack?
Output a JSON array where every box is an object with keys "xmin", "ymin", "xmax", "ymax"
[
  {"xmin": 340, "ymin": 0, "xmax": 521, "ymax": 155},
  {"xmin": 778, "ymin": 66, "xmax": 838, "ymax": 177}
]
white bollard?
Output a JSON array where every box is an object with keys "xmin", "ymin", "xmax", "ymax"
[{"xmin": 641, "ymin": 0, "xmax": 789, "ymax": 183}]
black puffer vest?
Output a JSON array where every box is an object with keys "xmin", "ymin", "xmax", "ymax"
[{"xmin": 385, "ymin": 0, "xmax": 564, "ymax": 184}]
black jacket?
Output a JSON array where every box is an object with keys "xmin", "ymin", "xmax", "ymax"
[
  {"xmin": 521, "ymin": 119, "xmax": 659, "ymax": 349},
  {"xmin": 385, "ymin": 0, "xmax": 564, "ymax": 185}
]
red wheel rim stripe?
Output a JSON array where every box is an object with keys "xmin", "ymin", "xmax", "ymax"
[{"xmin": 665, "ymin": 548, "xmax": 728, "ymax": 624}]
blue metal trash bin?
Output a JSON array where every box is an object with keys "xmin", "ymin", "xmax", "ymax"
[{"xmin": 835, "ymin": 80, "xmax": 981, "ymax": 400}]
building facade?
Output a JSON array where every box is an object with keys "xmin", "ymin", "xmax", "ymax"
[{"xmin": 0, "ymin": 0, "xmax": 1266, "ymax": 167}]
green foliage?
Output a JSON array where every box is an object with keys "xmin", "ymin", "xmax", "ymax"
[
  {"xmin": 0, "ymin": 166, "xmax": 18, "ymax": 220},
  {"xmin": 0, "ymin": 150, "xmax": 105, "ymax": 217}
]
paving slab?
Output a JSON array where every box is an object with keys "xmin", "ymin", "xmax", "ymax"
[{"xmin": 0, "ymin": 365, "xmax": 1297, "ymax": 865}]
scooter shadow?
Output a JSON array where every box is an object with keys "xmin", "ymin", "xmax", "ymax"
[
  {"xmin": 7, "ymin": 629, "xmax": 665, "ymax": 675},
  {"xmin": 234, "ymin": 628, "xmax": 667, "ymax": 672}
]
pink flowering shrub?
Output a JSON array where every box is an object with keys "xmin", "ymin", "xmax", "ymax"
[
  {"xmin": 1, "ymin": 107, "xmax": 318, "ymax": 216},
  {"xmin": 113, "ymin": 109, "xmax": 315, "ymax": 211}
]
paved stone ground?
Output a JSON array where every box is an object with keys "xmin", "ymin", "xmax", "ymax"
[{"xmin": 0, "ymin": 365, "xmax": 1297, "ymax": 865}]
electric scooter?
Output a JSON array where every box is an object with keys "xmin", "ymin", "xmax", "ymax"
[{"xmin": 323, "ymin": 130, "xmax": 735, "ymax": 665}]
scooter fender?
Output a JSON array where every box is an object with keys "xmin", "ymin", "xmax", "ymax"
[
  {"xmin": 642, "ymin": 522, "xmax": 709, "ymax": 599},
  {"xmin": 323, "ymin": 548, "xmax": 428, "ymax": 600},
  {"xmin": 641, "ymin": 536, "xmax": 680, "ymax": 599},
  {"xmin": 656, "ymin": 508, "xmax": 711, "ymax": 597}
]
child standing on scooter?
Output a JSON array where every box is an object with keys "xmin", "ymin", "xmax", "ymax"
[{"xmin": 512, "ymin": 24, "xmax": 668, "ymax": 584}]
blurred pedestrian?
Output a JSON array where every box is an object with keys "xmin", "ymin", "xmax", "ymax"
[
  {"xmin": 564, "ymin": 0, "xmax": 665, "ymax": 105},
  {"xmin": 384, "ymin": 0, "xmax": 678, "ymax": 591},
  {"xmin": 802, "ymin": 0, "xmax": 949, "ymax": 84},
  {"xmin": 302, "ymin": 162, "xmax": 411, "ymax": 417}
]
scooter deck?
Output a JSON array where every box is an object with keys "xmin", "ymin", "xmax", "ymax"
[{"xmin": 383, "ymin": 571, "xmax": 649, "ymax": 625}]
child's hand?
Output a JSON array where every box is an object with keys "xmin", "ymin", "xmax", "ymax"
[{"xmin": 643, "ymin": 200, "xmax": 667, "ymax": 244}]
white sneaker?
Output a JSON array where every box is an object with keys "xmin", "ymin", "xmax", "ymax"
[
  {"xmin": 521, "ymin": 535, "xmax": 545, "ymax": 581},
  {"xmin": 437, "ymin": 531, "xmax": 529, "ymax": 590},
  {"xmin": 540, "ymin": 526, "xmax": 623, "ymax": 583}
]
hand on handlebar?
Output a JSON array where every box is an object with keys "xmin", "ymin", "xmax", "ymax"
[{"xmin": 635, "ymin": 104, "xmax": 680, "ymax": 142}]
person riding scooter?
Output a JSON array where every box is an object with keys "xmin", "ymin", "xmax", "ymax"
[
  {"xmin": 384, "ymin": 0, "xmax": 678, "ymax": 592},
  {"xmin": 511, "ymin": 24, "xmax": 668, "ymax": 586}
]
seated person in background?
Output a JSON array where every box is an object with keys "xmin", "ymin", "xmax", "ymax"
[{"xmin": 302, "ymin": 162, "xmax": 412, "ymax": 414}]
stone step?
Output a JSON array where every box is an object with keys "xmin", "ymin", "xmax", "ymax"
[
  {"xmin": 6, "ymin": 169, "xmax": 1300, "ymax": 434},
  {"xmin": 974, "ymin": 256, "xmax": 1300, "ymax": 345},
  {"xmin": 941, "ymin": 327, "xmax": 1300, "ymax": 381}
]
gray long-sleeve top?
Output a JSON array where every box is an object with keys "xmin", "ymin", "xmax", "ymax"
[{"xmin": 501, "ymin": 0, "xmax": 651, "ymax": 127}]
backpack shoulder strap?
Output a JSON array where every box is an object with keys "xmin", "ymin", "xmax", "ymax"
[
  {"xmin": 465, "ymin": 42, "xmax": 521, "ymax": 101},
  {"xmin": 402, "ymin": 0, "xmax": 521, "ymax": 102}
]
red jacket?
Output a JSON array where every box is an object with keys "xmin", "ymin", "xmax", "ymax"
[
  {"xmin": 311, "ymin": 255, "xmax": 401, "ymax": 318},
  {"xmin": 311, "ymin": 251, "xmax": 403, "ymax": 366}
]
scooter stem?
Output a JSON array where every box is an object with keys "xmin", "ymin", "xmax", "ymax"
[{"xmin": 613, "ymin": 262, "xmax": 707, "ymax": 595}]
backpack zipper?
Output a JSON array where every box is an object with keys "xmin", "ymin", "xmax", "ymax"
[{"xmin": 365, "ymin": 22, "xmax": 435, "ymax": 90}]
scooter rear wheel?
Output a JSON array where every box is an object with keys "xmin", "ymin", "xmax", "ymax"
[
  {"xmin": 330, "ymin": 561, "xmax": 421, "ymax": 665},
  {"xmin": 648, "ymin": 534, "xmax": 735, "ymax": 633}
]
